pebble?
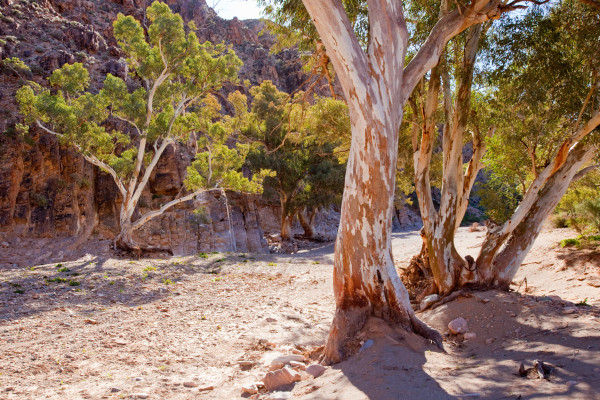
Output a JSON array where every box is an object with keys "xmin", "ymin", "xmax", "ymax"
[
  {"xmin": 198, "ymin": 385, "xmax": 214, "ymax": 391},
  {"xmin": 290, "ymin": 360, "xmax": 306, "ymax": 370},
  {"xmin": 566, "ymin": 380, "xmax": 578, "ymax": 387},
  {"xmin": 464, "ymin": 332, "xmax": 477, "ymax": 340},
  {"xmin": 485, "ymin": 338, "xmax": 495, "ymax": 344},
  {"xmin": 270, "ymin": 354, "xmax": 305, "ymax": 368},
  {"xmin": 306, "ymin": 364, "xmax": 326, "ymax": 378},
  {"xmin": 241, "ymin": 383, "xmax": 258, "ymax": 395},
  {"xmin": 563, "ymin": 307, "xmax": 578, "ymax": 314},
  {"xmin": 131, "ymin": 394, "xmax": 149, "ymax": 399},
  {"xmin": 448, "ymin": 317, "xmax": 468, "ymax": 334},
  {"xmin": 110, "ymin": 387, "xmax": 121, "ymax": 393},
  {"xmin": 182, "ymin": 381, "xmax": 197, "ymax": 388},
  {"xmin": 1, "ymin": 242, "xmax": 9, "ymax": 248},
  {"xmin": 266, "ymin": 317, "xmax": 277, "ymax": 323},
  {"xmin": 135, "ymin": 377, "xmax": 144, "ymax": 381}
]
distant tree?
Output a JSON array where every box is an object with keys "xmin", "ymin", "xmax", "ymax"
[
  {"xmin": 243, "ymin": 81, "xmax": 348, "ymax": 241},
  {"xmin": 17, "ymin": 2, "xmax": 264, "ymax": 254}
]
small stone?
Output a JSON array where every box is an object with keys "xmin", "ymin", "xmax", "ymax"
[
  {"xmin": 241, "ymin": 384, "xmax": 258, "ymax": 394},
  {"xmin": 306, "ymin": 364, "xmax": 326, "ymax": 378},
  {"xmin": 291, "ymin": 349, "xmax": 303, "ymax": 355},
  {"xmin": 481, "ymin": 298, "xmax": 490, "ymax": 304},
  {"xmin": 84, "ymin": 318, "xmax": 98, "ymax": 324},
  {"xmin": 1, "ymin": 242, "xmax": 9, "ymax": 248},
  {"xmin": 448, "ymin": 317, "xmax": 468, "ymax": 335},
  {"xmin": 266, "ymin": 317, "xmax": 277, "ymax": 323},
  {"xmin": 485, "ymin": 338, "xmax": 495, "ymax": 344},
  {"xmin": 183, "ymin": 381, "xmax": 197, "ymax": 388},
  {"xmin": 270, "ymin": 354, "xmax": 305, "ymax": 368},
  {"xmin": 563, "ymin": 307, "xmax": 577, "ymax": 314},
  {"xmin": 420, "ymin": 294, "xmax": 440, "ymax": 310},
  {"xmin": 198, "ymin": 385, "xmax": 214, "ymax": 391},
  {"xmin": 262, "ymin": 367, "xmax": 301, "ymax": 391},
  {"xmin": 131, "ymin": 394, "xmax": 149, "ymax": 399},
  {"xmin": 135, "ymin": 377, "xmax": 144, "ymax": 382},
  {"xmin": 110, "ymin": 388, "xmax": 121, "ymax": 393},
  {"xmin": 566, "ymin": 380, "xmax": 578, "ymax": 387},
  {"xmin": 290, "ymin": 360, "xmax": 306, "ymax": 370},
  {"xmin": 464, "ymin": 332, "xmax": 477, "ymax": 340}
]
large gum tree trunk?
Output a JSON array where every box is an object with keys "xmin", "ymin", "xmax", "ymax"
[{"xmin": 323, "ymin": 105, "xmax": 442, "ymax": 363}]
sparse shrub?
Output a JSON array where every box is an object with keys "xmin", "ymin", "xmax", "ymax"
[
  {"xmin": 30, "ymin": 192, "xmax": 49, "ymax": 208},
  {"xmin": 68, "ymin": 280, "xmax": 80, "ymax": 286},
  {"xmin": 560, "ymin": 238, "xmax": 581, "ymax": 248}
]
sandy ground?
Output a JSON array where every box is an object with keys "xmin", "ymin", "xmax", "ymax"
[{"xmin": 0, "ymin": 227, "xmax": 598, "ymax": 399}]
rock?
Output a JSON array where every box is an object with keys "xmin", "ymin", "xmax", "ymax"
[
  {"xmin": 448, "ymin": 317, "xmax": 468, "ymax": 334},
  {"xmin": 420, "ymin": 294, "xmax": 440, "ymax": 310},
  {"xmin": 131, "ymin": 394, "xmax": 149, "ymax": 399},
  {"xmin": 110, "ymin": 387, "xmax": 121, "ymax": 393},
  {"xmin": 266, "ymin": 317, "xmax": 277, "ymax": 323},
  {"xmin": 566, "ymin": 380, "xmax": 578, "ymax": 387},
  {"xmin": 182, "ymin": 381, "xmax": 197, "ymax": 388},
  {"xmin": 270, "ymin": 354, "xmax": 305, "ymax": 368},
  {"xmin": 464, "ymin": 332, "xmax": 477, "ymax": 340},
  {"xmin": 134, "ymin": 377, "xmax": 144, "ymax": 382},
  {"xmin": 306, "ymin": 364, "xmax": 326, "ymax": 378},
  {"xmin": 262, "ymin": 367, "xmax": 301, "ymax": 391},
  {"xmin": 198, "ymin": 385, "xmax": 214, "ymax": 391},
  {"xmin": 562, "ymin": 307, "xmax": 578, "ymax": 314},
  {"xmin": 289, "ymin": 360, "xmax": 306, "ymax": 370},
  {"xmin": 241, "ymin": 383, "xmax": 258, "ymax": 394},
  {"xmin": 238, "ymin": 360, "xmax": 257, "ymax": 369},
  {"xmin": 1, "ymin": 241, "xmax": 9, "ymax": 248}
]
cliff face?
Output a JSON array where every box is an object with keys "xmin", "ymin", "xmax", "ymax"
[{"xmin": 0, "ymin": 0, "xmax": 313, "ymax": 257}]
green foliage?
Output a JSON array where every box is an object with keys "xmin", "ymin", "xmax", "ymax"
[
  {"xmin": 2, "ymin": 57, "xmax": 30, "ymax": 77},
  {"xmin": 243, "ymin": 81, "xmax": 348, "ymax": 221},
  {"xmin": 556, "ymin": 169, "xmax": 600, "ymax": 233},
  {"xmin": 479, "ymin": 2, "xmax": 600, "ymax": 223},
  {"xmin": 18, "ymin": 1, "xmax": 242, "ymax": 184}
]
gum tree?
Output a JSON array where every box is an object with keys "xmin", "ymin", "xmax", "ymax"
[
  {"xmin": 17, "ymin": 2, "xmax": 262, "ymax": 254},
  {"xmin": 243, "ymin": 81, "xmax": 348, "ymax": 241}
]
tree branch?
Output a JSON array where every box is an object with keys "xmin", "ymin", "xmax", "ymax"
[
  {"xmin": 402, "ymin": 0, "xmax": 510, "ymax": 103},
  {"xmin": 302, "ymin": 0, "xmax": 370, "ymax": 104},
  {"xmin": 131, "ymin": 189, "xmax": 201, "ymax": 231}
]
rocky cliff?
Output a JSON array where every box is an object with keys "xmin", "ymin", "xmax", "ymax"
[{"xmin": 0, "ymin": 0, "xmax": 325, "ymax": 259}]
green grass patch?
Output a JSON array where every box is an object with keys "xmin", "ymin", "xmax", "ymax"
[{"xmin": 560, "ymin": 238, "xmax": 581, "ymax": 248}]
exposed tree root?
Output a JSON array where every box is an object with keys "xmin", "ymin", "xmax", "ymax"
[{"xmin": 420, "ymin": 290, "xmax": 474, "ymax": 312}]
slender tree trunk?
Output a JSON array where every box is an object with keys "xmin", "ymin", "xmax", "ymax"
[
  {"xmin": 222, "ymin": 189, "xmax": 237, "ymax": 252},
  {"xmin": 298, "ymin": 208, "xmax": 317, "ymax": 239},
  {"xmin": 281, "ymin": 213, "xmax": 294, "ymax": 241}
]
